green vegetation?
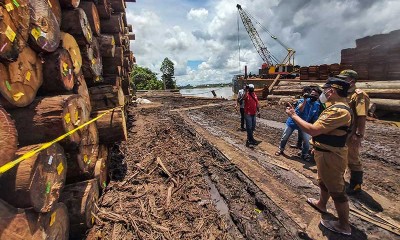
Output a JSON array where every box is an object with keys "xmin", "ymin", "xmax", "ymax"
[
  {"xmin": 160, "ymin": 57, "xmax": 176, "ymax": 89},
  {"xmin": 130, "ymin": 66, "xmax": 163, "ymax": 90}
]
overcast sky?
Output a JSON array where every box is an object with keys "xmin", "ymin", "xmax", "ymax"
[{"xmin": 126, "ymin": 0, "xmax": 400, "ymax": 86}]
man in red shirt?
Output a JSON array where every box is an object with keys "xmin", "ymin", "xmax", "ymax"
[{"xmin": 244, "ymin": 84, "xmax": 261, "ymax": 147}]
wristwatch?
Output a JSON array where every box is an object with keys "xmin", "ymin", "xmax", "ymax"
[{"xmin": 355, "ymin": 132, "xmax": 363, "ymax": 138}]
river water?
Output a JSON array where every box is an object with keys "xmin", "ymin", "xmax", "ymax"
[{"xmin": 180, "ymin": 86, "xmax": 234, "ymax": 99}]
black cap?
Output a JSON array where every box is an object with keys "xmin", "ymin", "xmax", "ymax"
[{"xmin": 322, "ymin": 77, "xmax": 350, "ymax": 97}]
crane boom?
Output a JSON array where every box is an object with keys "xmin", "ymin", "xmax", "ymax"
[{"xmin": 236, "ymin": 4, "xmax": 277, "ymax": 67}]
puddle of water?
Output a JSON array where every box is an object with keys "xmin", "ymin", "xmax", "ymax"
[
  {"xmin": 257, "ymin": 118, "xmax": 286, "ymax": 130},
  {"xmin": 203, "ymin": 174, "xmax": 230, "ymax": 215}
]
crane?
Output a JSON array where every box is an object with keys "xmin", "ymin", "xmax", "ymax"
[{"xmin": 236, "ymin": 4, "xmax": 296, "ymax": 75}]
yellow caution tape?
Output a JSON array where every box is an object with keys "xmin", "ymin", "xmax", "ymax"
[{"xmin": 0, "ymin": 107, "xmax": 121, "ymax": 174}]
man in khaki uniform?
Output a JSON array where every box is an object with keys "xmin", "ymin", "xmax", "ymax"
[
  {"xmin": 286, "ymin": 78, "xmax": 352, "ymax": 235},
  {"xmin": 337, "ymin": 70, "xmax": 370, "ymax": 194}
]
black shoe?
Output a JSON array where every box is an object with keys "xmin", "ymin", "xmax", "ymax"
[
  {"xmin": 346, "ymin": 183, "xmax": 362, "ymax": 195},
  {"xmin": 251, "ymin": 139, "xmax": 262, "ymax": 145},
  {"xmin": 246, "ymin": 140, "xmax": 254, "ymax": 148},
  {"xmin": 347, "ymin": 171, "xmax": 363, "ymax": 195},
  {"xmin": 300, "ymin": 154, "xmax": 312, "ymax": 162},
  {"xmin": 240, "ymin": 127, "xmax": 246, "ymax": 131}
]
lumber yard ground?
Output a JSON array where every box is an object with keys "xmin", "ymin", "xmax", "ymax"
[{"xmin": 88, "ymin": 92, "xmax": 400, "ymax": 240}]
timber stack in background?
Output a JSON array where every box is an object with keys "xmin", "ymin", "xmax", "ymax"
[
  {"xmin": 0, "ymin": 0, "xmax": 136, "ymax": 238},
  {"xmin": 267, "ymin": 29, "xmax": 400, "ymax": 117}
]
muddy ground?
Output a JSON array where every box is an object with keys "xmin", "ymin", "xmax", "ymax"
[{"xmin": 88, "ymin": 94, "xmax": 400, "ymax": 240}]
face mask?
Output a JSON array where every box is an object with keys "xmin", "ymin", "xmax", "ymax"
[
  {"xmin": 249, "ymin": 88, "xmax": 254, "ymax": 92},
  {"xmin": 319, "ymin": 89, "xmax": 331, "ymax": 103},
  {"xmin": 310, "ymin": 96, "xmax": 318, "ymax": 102}
]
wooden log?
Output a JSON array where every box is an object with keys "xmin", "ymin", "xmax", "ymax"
[
  {"xmin": 128, "ymin": 33, "xmax": 135, "ymax": 40},
  {"xmin": 80, "ymin": 37, "xmax": 102, "ymax": 85},
  {"xmin": 100, "ymin": 75, "xmax": 121, "ymax": 87},
  {"xmin": 103, "ymin": 64, "xmax": 121, "ymax": 76},
  {"xmin": 96, "ymin": 0, "xmax": 111, "ymax": 19},
  {"xmin": 28, "ymin": 0, "xmax": 61, "ymax": 53},
  {"xmin": 73, "ymin": 72, "xmax": 92, "ymax": 112},
  {"xmin": 9, "ymin": 94, "xmax": 90, "ymax": 147},
  {"xmin": 0, "ymin": 0, "xmax": 30, "ymax": 62},
  {"xmin": 89, "ymin": 85, "xmax": 124, "ymax": 111},
  {"xmin": 59, "ymin": 179, "xmax": 99, "ymax": 239},
  {"xmin": 0, "ymin": 143, "xmax": 67, "ymax": 212},
  {"xmin": 66, "ymin": 122, "xmax": 99, "ymax": 181},
  {"xmin": 102, "ymin": 46, "xmax": 123, "ymax": 67},
  {"xmin": 113, "ymin": 32, "xmax": 123, "ymax": 46},
  {"xmin": 61, "ymin": 8, "xmax": 93, "ymax": 45},
  {"xmin": 110, "ymin": 0, "xmax": 125, "ymax": 12},
  {"xmin": 49, "ymin": 0, "xmax": 62, "ymax": 25},
  {"xmin": 127, "ymin": 24, "xmax": 132, "ymax": 32},
  {"xmin": 92, "ymin": 108, "xmax": 127, "ymax": 143},
  {"xmin": 100, "ymin": 14, "xmax": 123, "ymax": 33},
  {"xmin": 95, "ymin": 145, "xmax": 109, "ymax": 190},
  {"xmin": 59, "ymin": 0, "xmax": 80, "ymax": 8},
  {"xmin": 78, "ymin": 2, "xmax": 101, "ymax": 37},
  {"xmin": 363, "ymin": 89, "xmax": 400, "ymax": 99},
  {"xmin": 0, "ymin": 46, "xmax": 43, "ymax": 108},
  {"xmin": 0, "ymin": 106, "xmax": 18, "ymax": 167},
  {"xmin": 60, "ymin": 32, "xmax": 82, "ymax": 75},
  {"xmin": 97, "ymin": 34, "xmax": 115, "ymax": 57},
  {"xmin": 0, "ymin": 200, "xmax": 69, "ymax": 240},
  {"xmin": 121, "ymin": 79, "xmax": 130, "ymax": 95},
  {"xmin": 370, "ymin": 99, "xmax": 400, "ymax": 113},
  {"xmin": 41, "ymin": 48, "xmax": 75, "ymax": 93}
]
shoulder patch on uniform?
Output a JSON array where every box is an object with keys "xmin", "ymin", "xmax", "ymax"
[{"xmin": 355, "ymin": 89, "xmax": 363, "ymax": 94}]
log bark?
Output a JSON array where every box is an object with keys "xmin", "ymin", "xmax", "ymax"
[
  {"xmin": 0, "ymin": 46, "xmax": 43, "ymax": 108},
  {"xmin": 66, "ymin": 122, "xmax": 99, "ymax": 181},
  {"xmin": 80, "ymin": 38, "xmax": 102, "ymax": 85},
  {"xmin": 89, "ymin": 85, "xmax": 125, "ymax": 111},
  {"xmin": 59, "ymin": 179, "xmax": 99, "ymax": 239},
  {"xmin": 61, "ymin": 32, "xmax": 82, "ymax": 75},
  {"xmin": 363, "ymin": 89, "xmax": 400, "ymax": 99},
  {"xmin": 92, "ymin": 108, "xmax": 127, "ymax": 143},
  {"xmin": 100, "ymin": 75, "xmax": 121, "ymax": 87},
  {"xmin": 73, "ymin": 72, "xmax": 92, "ymax": 112},
  {"xmin": 128, "ymin": 33, "xmax": 135, "ymax": 40},
  {"xmin": 41, "ymin": 48, "xmax": 75, "ymax": 93},
  {"xmin": 0, "ymin": 200, "xmax": 69, "ymax": 240},
  {"xmin": 113, "ymin": 32, "xmax": 123, "ymax": 46},
  {"xmin": 28, "ymin": 0, "xmax": 61, "ymax": 53},
  {"xmin": 103, "ymin": 64, "xmax": 121, "ymax": 76},
  {"xmin": 110, "ymin": 0, "xmax": 125, "ymax": 12},
  {"xmin": 61, "ymin": 8, "xmax": 93, "ymax": 45},
  {"xmin": 48, "ymin": 0, "xmax": 62, "ymax": 24},
  {"xmin": 78, "ymin": 1, "xmax": 101, "ymax": 37},
  {"xmin": 0, "ymin": 106, "xmax": 18, "ymax": 167},
  {"xmin": 277, "ymin": 80, "xmax": 400, "ymax": 89},
  {"xmin": 370, "ymin": 99, "xmax": 400, "ymax": 113},
  {"xmin": 95, "ymin": 145, "xmax": 109, "ymax": 189},
  {"xmin": 121, "ymin": 79, "xmax": 130, "ymax": 95},
  {"xmin": 100, "ymin": 14, "xmax": 123, "ymax": 33},
  {"xmin": 0, "ymin": 143, "xmax": 67, "ymax": 212},
  {"xmin": 127, "ymin": 24, "xmax": 132, "ymax": 32},
  {"xmin": 102, "ymin": 46, "xmax": 123, "ymax": 67},
  {"xmin": 0, "ymin": 0, "xmax": 30, "ymax": 62},
  {"xmin": 9, "ymin": 94, "xmax": 90, "ymax": 147},
  {"xmin": 97, "ymin": 34, "xmax": 115, "ymax": 57},
  {"xmin": 59, "ymin": 0, "xmax": 80, "ymax": 8},
  {"xmin": 96, "ymin": 0, "xmax": 111, "ymax": 19}
]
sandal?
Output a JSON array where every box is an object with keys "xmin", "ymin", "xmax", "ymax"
[
  {"xmin": 306, "ymin": 198, "xmax": 328, "ymax": 214},
  {"xmin": 320, "ymin": 219, "xmax": 351, "ymax": 236}
]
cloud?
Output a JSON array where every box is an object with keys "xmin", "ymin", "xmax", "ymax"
[
  {"xmin": 187, "ymin": 8, "xmax": 209, "ymax": 20},
  {"xmin": 126, "ymin": 0, "xmax": 400, "ymax": 87}
]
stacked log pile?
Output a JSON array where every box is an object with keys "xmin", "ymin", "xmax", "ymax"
[
  {"xmin": 0, "ymin": 0, "xmax": 136, "ymax": 238},
  {"xmin": 341, "ymin": 29, "xmax": 400, "ymax": 80}
]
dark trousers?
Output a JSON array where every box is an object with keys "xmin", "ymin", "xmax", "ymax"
[
  {"xmin": 245, "ymin": 114, "xmax": 256, "ymax": 142},
  {"xmin": 240, "ymin": 108, "xmax": 245, "ymax": 129}
]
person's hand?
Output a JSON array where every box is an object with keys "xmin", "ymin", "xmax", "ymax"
[
  {"xmin": 285, "ymin": 102, "xmax": 296, "ymax": 117},
  {"xmin": 350, "ymin": 134, "xmax": 362, "ymax": 147}
]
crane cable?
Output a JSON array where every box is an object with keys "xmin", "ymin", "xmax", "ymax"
[{"xmin": 237, "ymin": 12, "xmax": 241, "ymax": 74}]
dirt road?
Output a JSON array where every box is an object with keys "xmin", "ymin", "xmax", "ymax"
[{"xmin": 89, "ymin": 93, "xmax": 400, "ymax": 240}]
